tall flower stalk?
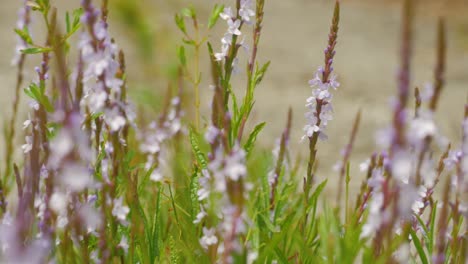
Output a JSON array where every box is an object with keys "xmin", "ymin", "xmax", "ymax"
[{"xmin": 304, "ymin": 0, "xmax": 340, "ymax": 198}]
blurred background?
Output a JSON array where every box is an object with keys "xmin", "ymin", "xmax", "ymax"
[{"xmin": 0, "ymin": 0, "xmax": 467, "ymax": 191}]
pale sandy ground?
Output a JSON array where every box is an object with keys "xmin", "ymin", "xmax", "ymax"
[{"xmin": 1, "ymin": 0, "xmax": 467, "ymax": 196}]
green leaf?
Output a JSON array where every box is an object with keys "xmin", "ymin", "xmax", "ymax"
[
  {"xmin": 149, "ymin": 185, "xmax": 162, "ymax": 262},
  {"xmin": 208, "ymin": 4, "xmax": 224, "ymax": 29},
  {"xmin": 24, "ymin": 83, "xmax": 41, "ymax": 101},
  {"xmin": 189, "ymin": 168, "xmax": 200, "ymax": 221},
  {"xmin": 182, "ymin": 38, "xmax": 196, "ymax": 46},
  {"xmin": 20, "ymin": 47, "xmax": 52, "ymax": 54},
  {"xmin": 178, "ymin": 45, "xmax": 186, "ymax": 66},
  {"xmin": 65, "ymin": 11, "xmax": 71, "ymax": 33},
  {"xmin": 181, "ymin": 7, "xmax": 195, "ymax": 18},
  {"xmin": 72, "ymin": 8, "xmax": 83, "ymax": 28},
  {"xmin": 189, "ymin": 127, "xmax": 208, "ymax": 169},
  {"xmin": 410, "ymin": 229, "xmax": 429, "ymax": 264},
  {"xmin": 253, "ymin": 61, "xmax": 271, "ymax": 87},
  {"xmin": 40, "ymin": 95, "xmax": 54, "ymax": 112},
  {"xmin": 428, "ymin": 202, "xmax": 437, "ymax": 255},
  {"xmin": 174, "ymin": 13, "xmax": 187, "ymax": 35},
  {"xmin": 274, "ymin": 247, "xmax": 289, "ymax": 263},
  {"xmin": 309, "ymin": 179, "xmax": 328, "ymax": 206},
  {"xmin": 14, "ymin": 28, "xmax": 33, "ymax": 45},
  {"xmin": 243, "ymin": 122, "xmax": 266, "ymax": 155},
  {"xmin": 259, "ymin": 213, "xmax": 280, "ymax": 233}
]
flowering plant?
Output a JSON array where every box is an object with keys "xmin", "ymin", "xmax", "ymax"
[{"xmin": 0, "ymin": 0, "xmax": 466, "ymax": 263}]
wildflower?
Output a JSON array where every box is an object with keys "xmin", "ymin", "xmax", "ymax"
[
  {"xmin": 150, "ymin": 167, "xmax": 163, "ymax": 182},
  {"xmin": 220, "ymin": 7, "xmax": 233, "ymax": 21},
  {"xmin": 78, "ymin": 204, "xmax": 102, "ymax": 233},
  {"xmin": 193, "ymin": 207, "xmax": 207, "ymax": 224},
  {"xmin": 227, "ymin": 19, "xmax": 241, "ymax": 36},
  {"xmin": 22, "ymin": 136, "xmax": 32, "ymax": 153},
  {"xmin": 60, "ymin": 163, "xmax": 92, "ymax": 192},
  {"xmin": 391, "ymin": 150, "xmax": 413, "ymax": 184},
  {"xmin": 209, "ymin": 144, "xmax": 247, "ymax": 183},
  {"xmin": 49, "ymin": 192, "xmax": 68, "ymax": 215},
  {"xmin": 23, "ymin": 118, "xmax": 32, "ymax": 130},
  {"xmin": 118, "ymin": 236, "xmax": 129, "ymax": 254},
  {"xmin": 360, "ymin": 159, "xmax": 371, "ymax": 172},
  {"xmin": 408, "ymin": 111, "xmax": 437, "ymax": 146},
  {"xmin": 361, "ymin": 191, "xmax": 384, "ymax": 238},
  {"xmin": 200, "ymin": 227, "xmax": 218, "ymax": 249},
  {"xmin": 112, "ymin": 197, "xmax": 130, "ymax": 223},
  {"xmin": 104, "ymin": 107, "xmax": 126, "ymax": 132},
  {"xmin": 224, "ymin": 145, "xmax": 247, "ymax": 181},
  {"xmin": 49, "ymin": 130, "xmax": 74, "ymax": 168},
  {"xmin": 205, "ymin": 125, "xmax": 220, "ymax": 144},
  {"xmin": 303, "ymin": 67, "xmax": 340, "ymax": 141},
  {"xmin": 239, "ymin": 0, "xmax": 255, "ymax": 23}
]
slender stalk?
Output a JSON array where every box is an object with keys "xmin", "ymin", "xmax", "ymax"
[
  {"xmin": 336, "ymin": 109, "xmax": 361, "ymax": 205},
  {"xmin": 305, "ymin": 0, "xmax": 340, "ymax": 197}
]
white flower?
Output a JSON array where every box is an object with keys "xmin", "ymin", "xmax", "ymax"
[
  {"xmin": 227, "ymin": 19, "xmax": 242, "ymax": 36},
  {"xmin": 239, "ymin": 0, "xmax": 255, "ymax": 23},
  {"xmin": 22, "ymin": 136, "xmax": 33, "ymax": 153},
  {"xmin": 86, "ymin": 87, "xmax": 107, "ymax": 113},
  {"xmin": 150, "ymin": 168, "xmax": 163, "ymax": 182},
  {"xmin": 105, "ymin": 107, "xmax": 126, "ymax": 132},
  {"xmin": 78, "ymin": 204, "xmax": 102, "ymax": 233},
  {"xmin": 118, "ymin": 236, "xmax": 129, "ymax": 254},
  {"xmin": 50, "ymin": 192, "xmax": 68, "ymax": 215},
  {"xmin": 360, "ymin": 159, "xmax": 370, "ymax": 172},
  {"xmin": 303, "ymin": 67, "xmax": 339, "ymax": 141},
  {"xmin": 392, "ymin": 150, "xmax": 413, "ymax": 184},
  {"xmin": 193, "ymin": 208, "xmax": 207, "ymax": 224},
  {"xmin": 29, "ymin": 100, "xmax": 40, "ymax": 110},
  {"xmin": 60, "ymin": 163, "xmax": 92, "ymax": 192},
  {"xmin": 200, "ymin": 227, "xmax": 218, "ymax": 249},
  {"xmin": 408, "ymin": 114, "xmax": 437, "ymax": 144},
  {"xmin": 49, "ymin": 130, "xmax": 74, "ymax": 167},
  {"xmin": 112, "ymin": 197, "xmax": 130, "ymax": 223},
  {"xmin": 205, "ymin": 125, "xmax": 220, "ymax": 144},
  {"xmin": 23, "ymin": 118, "xmax": 32, "ymax": 130},
  {"xmin": 361, "ymin": 191, "xmax": 384, "ymax": 238},
  {"xmin": 220, "ymin": 7, "xmax": 233, "ymax": 20}
]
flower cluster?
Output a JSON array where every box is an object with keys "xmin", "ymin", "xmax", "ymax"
[
  {"xmin": 139, "ymin": 96, "xmax": 183, "ymax": 182},
  {"xmin": 196, "ymin": 123, "xmax": 253, "ymax": 262},
  {"xmin": 215, "ymin": 0, "xmax": 254, "ymax": 62},
  {"xmin": 303, "ymin": 67, "xmax": 339, "ymax": 141}
]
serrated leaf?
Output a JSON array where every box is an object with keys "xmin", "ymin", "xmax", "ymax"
[
  {"xmin": 243, "ymin": 122, "xmax": 266, "ymax": 155},
  {"xmin": 189, "ymin": 127, "xmax": 208, "ymax": 169},
  {"xmin": 208, "ymin": 4, "xmax": 224, "ymax": 29},
  {"xmin": 189, "ymin": 168, "xmax": 200, "ymax": 221}
]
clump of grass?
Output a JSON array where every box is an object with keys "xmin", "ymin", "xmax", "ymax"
[{"xmin": 0, "ymin": 0, "xmax": 466, "ymax": 263}]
